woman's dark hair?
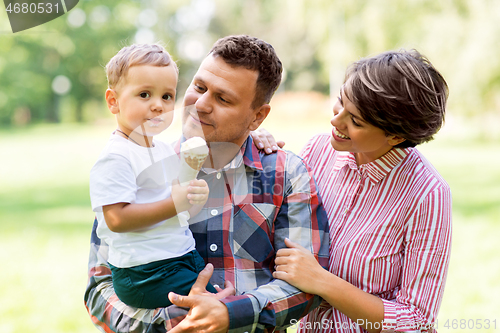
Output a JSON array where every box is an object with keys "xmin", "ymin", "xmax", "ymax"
[
  {"xmin": 344, "ymin": 49, "xmax": 449, "ymax": 147},
  {"xmin": 209, "ymin": 35, "xmax": 283, "ymax": 109}
]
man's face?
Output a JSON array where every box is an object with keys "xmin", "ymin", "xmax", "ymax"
[{"xmin": 182, "ymin": 55, "xmax": 264, "ymax": 147}]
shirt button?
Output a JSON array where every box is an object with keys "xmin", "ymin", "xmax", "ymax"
[
  {"xmin": 210, "ymin": 244, "xmax": 218, "ymax": 252},
  {"xmin": 211, "ymin": 209, "xmax": 218, "ymax": 216},
  {"xmin": 216, "ymin": 172, "xmax": 222, "ymax": 179}
]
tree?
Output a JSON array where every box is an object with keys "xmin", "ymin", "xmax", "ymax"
[{"xmin": 1, "ymin": 0, "xmax": 500, "ymax": 126}]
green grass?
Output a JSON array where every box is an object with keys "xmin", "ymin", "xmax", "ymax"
[
  {"xmin": 1, "ymin": 120, "xmax": 499, "ymax": 333},
  {"xmin": 0, "ymin": 124, "xmax": 103, "ymax": 333},
  {"xmin": 417, "ymin": 141, "xmax": 500, "ymax": 332}
]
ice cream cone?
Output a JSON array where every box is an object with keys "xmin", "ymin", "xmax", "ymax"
[{"xmin": 178, "ymin": 137, "xmax": 209, "ymax": 186}]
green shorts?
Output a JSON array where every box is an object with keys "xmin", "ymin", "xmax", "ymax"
[{"xmin": 110, "ymin": 250, "xmax": 217, "ymax": 309}]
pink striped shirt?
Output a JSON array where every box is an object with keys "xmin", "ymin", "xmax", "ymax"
[{"xmin": 297, "ymin": 134, "xmax": 452, "ymax": 333}]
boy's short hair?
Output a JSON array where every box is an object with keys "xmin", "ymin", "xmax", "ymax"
[
  {"xmin": 209, "ymin": 35, "xmax": 283, "ymax": 109},
  {"xmin": 105, "ymin": 43, "xmax": 178, "ymax": 89},
  {"xmin": 344, "ymin": 49, "xmax": 448, "ymax": 148}
]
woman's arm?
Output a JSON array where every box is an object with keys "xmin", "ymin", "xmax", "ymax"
[
  {"xmin": 381, "ymin": 185, "xmax": 452, "ymax": 332},
  {"xmin": 275, "ymin": 185, "xmax": 452, "ymax": 333},
  {"xmin": 274, "ymin": 238, "xmax": 384, "ymax": 333}
]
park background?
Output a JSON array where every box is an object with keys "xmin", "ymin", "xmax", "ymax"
[{"xmin": 1, "ymin": 0, "xmax": 499, "ymax": 332}]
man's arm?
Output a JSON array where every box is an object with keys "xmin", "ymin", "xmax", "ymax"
[
  {"xmin": 84, "ymin": 218, "xmax": 189, "ymax": 333},
  {"xmin": 221, "ymin": 151, "xmax": 330, "ymax": 332}
]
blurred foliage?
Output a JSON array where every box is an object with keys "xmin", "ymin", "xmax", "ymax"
[{"xmin": 1, "ymin": 0, "xmax": 500, "ymax": 126}]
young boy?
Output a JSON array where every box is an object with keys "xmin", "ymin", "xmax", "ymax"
[{"xmin": 89, "ymin": 43, "xmax": 217, "ymax": 309}]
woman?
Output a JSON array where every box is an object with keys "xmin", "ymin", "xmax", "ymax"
[{"xmin": 253, "ymin": 49, "xmax": 451, "ymax": 333}]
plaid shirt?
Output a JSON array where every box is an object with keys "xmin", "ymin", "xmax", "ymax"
[{"xmin": 84, "ymin": 136, "xmax": 330, "ymax": 333}]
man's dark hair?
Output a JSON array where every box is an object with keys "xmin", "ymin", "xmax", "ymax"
[
  {"xmin": 209, "ymin": 35, "xmax": 283, "ymax": 108},
  {"xmin": 344, "ymin": 49, "xmax": 449, "ymax": 148}
]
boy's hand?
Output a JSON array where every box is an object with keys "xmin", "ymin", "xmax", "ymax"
[
  {"xmin": 186, "ymin": 179, "xmax": 209, "ymax": 206},
  {"xmin": 186, "ymin": 179, "xmax": 209, "ymax": 218},
  {"xmin": 171, "ymin": 179, "xmax": 192, "ymax": 213},
  {"xmin": 172, "ymin": 178, "xmax": 209, "ymax": 214}
]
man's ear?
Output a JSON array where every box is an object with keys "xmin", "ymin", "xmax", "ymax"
[
  {"xmin": 387, "ymin": 134, "xmax": 406, "ymax": 147},
  {"xmin": 248, "ymin": 104, "xmax": 271, "ymax": 131},
  {"xmin": 105, "ymin": 89, "xmax": 120, "ymax": 114}
]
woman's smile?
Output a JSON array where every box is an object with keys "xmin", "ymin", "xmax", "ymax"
[{"xmin": 332, "ymin": 126, "xmax": 350, "ymax": 140}]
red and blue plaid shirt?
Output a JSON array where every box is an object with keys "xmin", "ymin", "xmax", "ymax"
[{"xmin": 84, "ymin": 136, "xmax": 330, "ymax": 333}]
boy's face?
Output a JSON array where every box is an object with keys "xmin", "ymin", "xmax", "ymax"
[{"xmin": 106, "ymin": 64, "xmax": 177, "ymax": 138}]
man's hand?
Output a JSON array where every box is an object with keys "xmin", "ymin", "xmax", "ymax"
[{"xmin": 168, "ymin": 264, "xmax": 233, "ymax": 332}]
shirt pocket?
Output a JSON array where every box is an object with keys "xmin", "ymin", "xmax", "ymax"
[{"xmin": 232, "ymin": 203, "xmax": 277, "ymax": 262}]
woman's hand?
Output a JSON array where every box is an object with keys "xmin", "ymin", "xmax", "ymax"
[
  {"xmin": 273, "ymin": 238, "xmax": 327, "ymax": 295},
  {"xmin": 250, "ymin": 128, "xmax": 286, "ymax": 154},
  {"xmin": 275, "ymin": 239, "xmax": 385, "ymax": 333}
]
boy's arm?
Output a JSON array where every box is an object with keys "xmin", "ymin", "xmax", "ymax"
[
  {"xmin": 187, "ymin": 204, "xmax": 203, "ymax": 219},
  {"xmin": 92, "ymin": 152, "xmax": 202, "ymax": 233},
  {"xmin": 103, "ymin": 179, "xmax": 208, "ymax": 233},
  {"xmin": 102, "ymin": 195, "xmax": 185, "ymax": 233}
]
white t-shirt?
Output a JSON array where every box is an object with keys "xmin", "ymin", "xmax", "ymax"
[{"xmin": 89, "ymin": 134, "xmax": 195, "ymax": 268}]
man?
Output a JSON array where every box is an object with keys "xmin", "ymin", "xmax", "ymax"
[{"xmin": 84, "ymin": 35, "xmax": 329, "ymax": 333}]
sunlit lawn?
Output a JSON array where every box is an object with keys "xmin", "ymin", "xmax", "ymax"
[{"xmin": 1, "ymin": 107, "xmax": 499, "ymax": 332}]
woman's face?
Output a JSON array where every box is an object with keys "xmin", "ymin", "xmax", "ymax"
[{"xmin": 330, "ymin": 86, "xmax": 404, "ymax": 165}]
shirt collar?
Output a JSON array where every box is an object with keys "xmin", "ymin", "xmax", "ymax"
[
  {"xmin": 333, "ymin": 147, "xmax": 411, "ymax": 185},
  {"xmin": 241, "ymin": 136, "xmax": 264, "ymax": 171}
]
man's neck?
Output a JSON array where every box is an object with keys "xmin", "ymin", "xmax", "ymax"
[{"xmin": 204, "ymin": 141, "xmax": 245, "ymax": 170}]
